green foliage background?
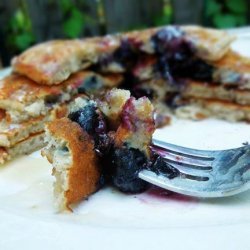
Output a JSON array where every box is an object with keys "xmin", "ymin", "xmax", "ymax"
[
  {"xmin": 3, "ymin": 0, "xmax": 249, "ymax": 54},
  {"xmin": 205, "ymin": 0, "xmax": 248, "ymax": 28}
]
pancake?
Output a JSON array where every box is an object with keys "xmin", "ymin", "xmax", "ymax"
[
  {"xmin": 182, "ymin": 80, "xmax": 250, "ymax": 105},
  {"xmin": 213, "ymin": 50, "xmax": 250, "ymax": 88},
  {"xmin": 0, "ymin": 115, "xmax": 48, "ymax": 147},
  {"xmin": 0, "ymin": 71, "xmax": 122, "ymax": 123},
  {"xmin": 12, "ymin": 25, "xmax": 234, "ymax": 85},
  {"xmin": 176, "ymin": 97, "xmax": 250, "ymax": 122},
  {"xmin": 131, "ymin": 50, "xmax": 250, "ymax": 87},
  {"xmin": 42, "ymin": 117, "xmax": 101, "ymax": 212},
  {"xmin": 42, "ymin": 89, "xmax": 155, "ymax": 211},
  {"xmin": 0, "ymin": 132, "xmax": 45, "ymax": 164},
  {"xmin": 0, "ymin": 101, "xmax": 69, "ymax": 148},
  {"xmin": 181, "ymin": 25, "xmax": 235, "ymax": 61},
  {"xmin": 11, "ymin": 40, "xmax": 98, "ymax": 85}
]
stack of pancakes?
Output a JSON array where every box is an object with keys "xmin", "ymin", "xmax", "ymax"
[
  {"xmin": 1, "ymin": 25, "xmax": 250, "ymax": 164},
  {"xmin": 0, "ymin": 71, "xmax": 122, "ymax": 164}
]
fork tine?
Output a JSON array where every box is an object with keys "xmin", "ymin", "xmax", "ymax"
[
  {"xmin": 152, "ymin": 139, "xmax": 215, "ymax": 160},
  {"xmin": 169, "ymin": 162, "xmax": 211, "ymax": 179},
  {"xmin": 139, "ymin": 169, "xmax": 211, "ymax": 197},
  {"xmin": 151, "ymin": 145, "xmax": 213, "ymax": 169},
  {"xmin": 139, "ymin": 170, "xmax": 240, "ymax": 197}
]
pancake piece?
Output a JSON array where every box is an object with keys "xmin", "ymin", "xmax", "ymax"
[
  {"xmin": 98, "ymin": 88, "xmax": 131, "ymax": 129},
  {"xmin": 42, "ymin": 118, "xmax": 101, "ymax": 212},
  {"xmin": 0, "ymin": 102, "xmax": 69, "ymax": 148},
  {"xmin": 213, "ymin": 50, "xmax": 250, "ymax": 88},
  {"xmin": 0, "ymin": 132, "xmax": 45, "ymax": 164},
  {"xmin": 182, "ymin": 25, "xmax": 235, "ymax": 61},
  {"xmin": 11, "ymin": 40, "xmax": 97, "ymax": 85},
  {"xmin": 182, "ymin": 80, "xmax": 250, "ymax": 105},
  {"xmin": 42, "ymin": 89, "xmax": 155, "ymax": 211},
  {"xmin": 0, "ymin": 71, "xmax": 122, "ymax": 123},
  {"xmin": 132, "ymin": 51, "xmax": 250, "ymax": 87},
  {"xmin": 114, "ymin": 96, "xmax": 155, "ymax": 156},
  {"xmin": 176, "ymin": 97, "xmax": 250, "ymax": 122},
  {"xmin": 12, "ymin": 25, "xmax": 234, "ymax": 85},
  {"xmin": 0, "ymin": 115, "xmax": 48, "ymax": 147}
]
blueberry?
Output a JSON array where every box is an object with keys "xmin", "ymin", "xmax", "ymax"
[
  {"xmin": 187, "ymin": 59, "xmax": 214, "ymax": 81},
  {"xmin": 68, "ymin": 104, "xmax": 101, "ymax": 136},
  {"xmin": 155, "ymin": 55, "xmax": 173, "ymax": 82},
  {"xmin": 68, "ymin": 104, "xmax": 113, "ymax": 156},
  {"xmin": 131, "ymin": 85, "xmax": 155, "ymax": 100},
  {"xmin": 152, "ymin": 27, "xmax": 188, "ymax": 55},
  {"xmin": 149, "ymin": 154, "xmax": 180, "ymax": 179},
  {"xmin": 152, "ymin": 27, "xmax": 214, "ymax": 82},
  {"xmin": 113, "ymin": 39, "xmax": 139, "ymax": 68},
  {"xmin": 94, "ymin": 133, "xmax": 113, "ymax": 157},
  {"xmin": 110, "ymin": 147, "xmax": 150, "ymax": 193},
  {"xmin": 169, "ymin": 57, "xmax": 214, "ymax": 81},
  {"xmin": 78, "ymin": 76, "xmax": 103, "ymax": 94}
]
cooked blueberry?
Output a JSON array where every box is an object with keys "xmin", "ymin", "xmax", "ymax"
[
  {"xmin": 152, "ymin": 27, "xmax": 214, "ymax": 82},
  {"xmin": 164, "ymin": 92, "xmax": 181, "ymax": 108},
  {"xmin": 169, "ymin": 57, "xmax": 214, "ymax": 81},
  {"xmin": 149, "ymin": 155, "xmax": 179, "ymax": 179},
  {"xmin": 68, "ymin": 104, "xmax": 100, "ymax": 135},
  {"xmin": 187, "ymin": 59, "xmax": 214, "ymax": 81},
  {"xmin": 94, "ymin": 133, "xmax": 113, "ymax": 156},
  {"xmin": 68, "ymin": 104, "xmax": 112, "ymax": 155},
  {"xmin": 69, "ymin": 104, "xmax": 107, "ymax": 135},
  {"xmin": 152, "ymin": 27, "xmax": 189, "ymax": 55},
  {"xmin": 78, "ymin": 76, "xmax": 103, "ymax": 94},
  {"xmin": 113, "ymin": 39, "xmax": 139, "ymax": 68},
  {"xmin": 110, "ymin": 147, "xmax": 150, "ymax": 193},
  {"xmin": 156, "ymin": 55, "xmax": 173, "ymax": 82},
  {"xmin": 131, "ymin": 85, "xmax": 155, "ymax": 100}
]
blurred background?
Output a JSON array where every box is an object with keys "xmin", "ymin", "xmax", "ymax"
[{"xmin": 0, "ymin": 0, "xmax": 249, "ymax": 67}]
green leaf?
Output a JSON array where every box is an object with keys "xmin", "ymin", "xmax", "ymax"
[
  {"xmin": 234, "ymin": 15, "xmax": 247, "ymax": 25},
  {"xmin": 213, "ymin": 14, "xmax": 238, "ymax": 28},
  {"xmin": 154, "ymin": 4, "xmax": 172, "ymax": 26},
  {"xmin": 15, "ymin": 9, "xmax": 26, "ymax": 28},
  {"xmin": 63, "ymin": 9, "xmax": 85, "ymax": 38},
  {"xmin": 205, "ymin": 0, "xmax": 222, "ymax": 17},
  {"xmin": 225, "ymin": 0, "xmax": 247, "ymax": 14},
  {"xmin": 14, "ymin": 33, "xmax": 34, "ymax": 50},
  {"xmin": 60, "ymin": 0, "xmax": 73, "ymax": 13},
  {"xmin": 163, "ymin": 4, "xmax": 172, "ymax": 16}
]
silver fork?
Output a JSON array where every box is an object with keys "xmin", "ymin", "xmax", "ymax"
[{"xmin": 139, "ymin": 139, "xmax": 250, "ymax": 197}]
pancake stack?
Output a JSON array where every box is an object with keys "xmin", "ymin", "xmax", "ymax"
[
  {"xmin": 1, "ymin": 25, "xmax": 250, "ymax": 165},
  {"xmin": 0, "ymin": 71, "xmax": 122, "ymax": 164}
]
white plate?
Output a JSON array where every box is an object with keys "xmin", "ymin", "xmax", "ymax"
[{"xmin": 1, "ymin": 35, "xmax": 250, "ymax": 250}]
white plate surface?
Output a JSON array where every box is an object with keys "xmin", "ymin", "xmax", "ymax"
[{"xmin": 1, "ymin": 34, "xmax": 250, "ymax": 250}]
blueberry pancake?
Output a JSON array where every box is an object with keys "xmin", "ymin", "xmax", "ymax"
[
  {"xmin": 0, "ymin": 71, "xmax": 122, "ymax": 123},
  {"xmin": 12, "ymin": 26, "xmax": 234, "ymax": 85},
  {"xmin": 42, "ymin": 89, "xmax": 156, "ymax": 211},
  {"xmin": 4, "ymin": 25, "xmax": 250, "ymax": 210}
]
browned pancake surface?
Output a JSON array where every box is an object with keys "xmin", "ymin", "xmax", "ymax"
[{"xmin": 46, "ymin": 118, "xmax": 100, "ymax": 209}]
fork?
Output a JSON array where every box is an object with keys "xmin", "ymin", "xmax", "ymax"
[{"xmin": 139, "ymin": 139, "xmax": 250, "ymax": 198}]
